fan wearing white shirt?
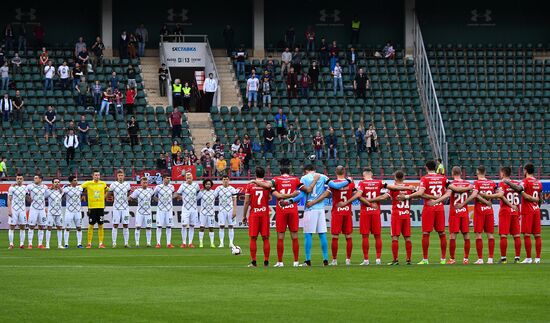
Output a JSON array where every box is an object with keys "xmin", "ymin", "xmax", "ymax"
[
  {"xmin": 57, "ymin": 61, "xmax": 70, "ymax": 90},
  {"xmin": 153, "ymin": 174, "xmax": 176, "ymax": 248},
  {"xmin": 332, "ymin": 62, "xmax": 343, "ymax": 96},
  {"xmin": 246, "ymin": 70, "xmax": 260, "ymax": 108},
  {"xmin": 203, "ymin": 73, "xmax": 218, "ymax": 112},
  {"xmin": 129, "ymin": 177, "xmax": 155, "ymax": 247},
  {"xmin": 214, "ymin": 175, "xmax": 239, "ymax": 248},
  {"xmin": 43, "ymin": 61, "xmax": 55, "ymax": 91},
  {"xmin": 108, "ymin": 170, "xmax": 132, "ymax": 247},
  {"xmin": 64, "ymin": 129, "xmax": 79, "ymax": 165}
]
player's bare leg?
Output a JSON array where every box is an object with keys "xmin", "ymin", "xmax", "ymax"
[
  {"xmin": 360, "ymin": 234, "xmax": 370, "ymax": 265},
  {"xmin": 208, "ymin": 227, "xmax": 215, "ymax": 248},
  {"xmin": 275, "ymin": 231, "xmax": 286, "ymax": 267},
  {"xmin": 521, "ymin": 233, "xmax": 533, "ymax": 263},
  {"xmin": 389, "ymin": 235, "xmax": 400, "ymax": 265}
]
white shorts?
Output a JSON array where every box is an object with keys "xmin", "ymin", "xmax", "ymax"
[
  {"xmin": 112, "ymin": 209, "xmax": 130, "ymax": 225},
  {"xmin": 8, "ymin": 210, "xmax": 27, "ymax": 226},
  {"xmin": 47, "ymin": 214, "xmax": 63, "ymax": 227},
  {"xmin": 181, "ymin": 210, "xmax": 198, "ymax": 226},
  {"xmin": 156, "ymin": 210, "xmax": 174, "ymax": 227},
  {"xmin": 218, "ymin": 210, "xmax": 235, "ymax": 227},
  {"xmin": 64, "ymin": 211, "xmax": 82, "ymax": 228},
  {"xmin": 135, "ymin": 212, "xmax": 152, "ymax": 228},
  {"xmin": 303, "ymin": 209, "xmax": 327, "ymax": 234},
  {"xmin": 200, "ymin": 214, "xmax": 215, "ymax": 228},
  {"xmin": 28, "ymin": 208, "xmax": 47, "ymax": 226}
]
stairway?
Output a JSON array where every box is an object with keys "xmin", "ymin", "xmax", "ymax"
[
  {"xmin": 213, "ymin": 50, "xmax": 242, "ymax": 107},
  {"xmin": 187, "ymin": 113, "xmax": 215, "ymax": 156},
  {"xmin": 140, "ymin": 56, "xmax": 169, "ymax": 107}
]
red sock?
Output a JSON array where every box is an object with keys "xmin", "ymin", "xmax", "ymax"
[
  {"xmin": 422, "ymin": 234, "xmax": 430, "ymax": 259},
  {"xmin": 439, "ymin": 234, "xmax": 447, "ymax": 259},
  {"xmin": 277, "ymin": 238, "xmax": 284, "ymax": 262},
  {"xmin": 262, "ymin": 237, "xmax": 270, "ymax": 262},
  {"xmin": 449, "ymin": 239, "xmax": 456, "ymax": 260},
  {"xmin": 331, "ymin": 237, "xmax": 339, "ymax": 260},
  {"xmin": 464, "ymin": 239, "xmax": 470, "ymax": 259},
  {"xmin": 292, "ymin": 237, "xmax": 299, "ymax": 261},
  {"xmin": 405, "ymin": 240, "xmax": 412, "ymax": 262},
  {"xmin": 500, "ymin": 237, "xmax": 508, "ymax": 258},
  {"xmin": 488, "ymin": 238, "xmax": 495, "ymax": 258},
  {"xmin": 391, "ymin": 240, "xmax": 399, "ymax": 261},
  {"xmin": 535, "ymin": 236, "xmax": 542, "ymax": 258},
  {"xmin": 346, "ymin": 237, "xmax": 353, "ymax": 260},
  {"xmin": 476, "ymin": 238, "xmax": 483, "ymax": 259},
  {"xmin": 374, "ymin": 234, "xmax": 382, "ymax": 259},
  {"xmin": 362, "ymin": 235, "xmax": 369, "ymax": 260},
  {"xmin": 250, "ymin": 238, "xmax": 257, "ymax": 261},
  {"xmin": 524, "ymin": 236, "xmax": 532, "ymax": 258},
  {"xmin": 514, "ymin": 236, "xmax": 521, "ymax": 257}
]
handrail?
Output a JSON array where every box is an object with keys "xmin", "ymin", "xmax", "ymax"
[{"xmin": 412, "ymin": 13, "xmax": 448, "ymax": 167}]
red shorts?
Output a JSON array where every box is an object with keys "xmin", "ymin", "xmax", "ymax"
[
  {"xmin": 449, "ymin": 215, "xmax": 469, "ymax": 234},
  {"xmin": 275, "ymin": 211, "xmax": 299, "ymax": 233},
  {"xmin": 331, "ymin": 213, "xmax": 353, "ymax": 235},
  {"xmin": 474, "ymin": 211, "xmax": 494, "ymax": 234},
  {"xmin": 498, "ymin": 209, "xmax": 520, "ymax": 235},
  {"xmin": 391, "ymin": 217, "xmax": 411, "ymax": 237},
  {"xmin": 359, "ymin": 210, "xmax": 381, "ymax": 235},
  {"xmin": 521, "ymin": 209, "xmax": 541, "ymax": 234},
  {"xmin": 248, "ymin": 214, "xmax": 270, "ymax": 237},
  {"xmin": 421, "ymin": 207, "xmax": 445, "ymax": 232}
]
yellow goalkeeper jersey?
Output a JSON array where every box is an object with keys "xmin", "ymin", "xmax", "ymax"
[{"xmin": 81, "ymin": 180, "xmax": 108, "ymax": 209}]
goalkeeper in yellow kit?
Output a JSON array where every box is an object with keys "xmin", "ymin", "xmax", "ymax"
[{"xmin": 81, "ymin": 170, "xmax": 109, "ymax": 248}]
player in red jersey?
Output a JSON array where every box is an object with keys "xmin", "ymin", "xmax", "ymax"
[
  {"xmin": 429, "ymin": 166, "xmax": 476, "ymax": 265},
  {"xmin": 478, "ymin": 166, "xmax": 521, "ymax": 263},
  {"xmin": 242, "ymin": 167, "xmax": 272, "ymax": 267},
  {"xmin": 504, "ymin": 163, "xmax": 542, "ymax": 264},
  {"xmin": 472, "ymin": 166, "xmax": 497, "ymax": 264}
]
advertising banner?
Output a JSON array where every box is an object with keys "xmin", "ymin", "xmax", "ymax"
[{"xmin": 163, "ymin": 42, "xmax": 206, "ymax": 67}]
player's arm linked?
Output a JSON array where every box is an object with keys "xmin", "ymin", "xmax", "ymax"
[
  {"xmin": 428, "ymin": 190, "xmax": 452, "ymax": 206},
  {"xmin": 306, "ymin": 190, "xmax": 330, "ymax": 208},
  {"xmin": 456, "ymin": 190, "xmax": 481, "ymax": 209},
  {"xmin": 503, "ymin": 180, "xmax": 523, "ymax": 192},
  {"xmin": 521, "ymin": 191, "xmax": 539, "ymax": 203}
]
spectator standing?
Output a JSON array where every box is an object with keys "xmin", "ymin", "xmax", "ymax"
[
  {"xmin": 109, "ymin": 71, "xmax": 118, "ymax": 91},
  {"xmin": 260, "ymin": 76, "xmax": 272, "ymax": 109},
  {"xmin": 332, "ymin": 62, "xmax": 343, "ymax": 96},
  {"xmin": 113, "ymin": 89, "xmax": 124, "ymax": 118},
  {"xmin": 39, "ymin": 47, "xmax": 48, "ymax": 75},
  {"xmin": 4, "ymin": 24, "xmax": 14, "ymax": 51},
  {"xmin": 91, "ymin": 36, "xmax": 105, "ymax": 67},
  {"xmin": 329, "ymin": 41, "xmax": 339, "ymax": 72},
  {"xmin": 126, "ymin": 64, "xmax": 137, "ymax": 88},
  {"xmin": 305, "ymin": 26, "xmax": 316, "ymax": 53},
  {"xmin": 92, "ymin": 80, "xmax": 103, "ymax": 109},
  {"xmin": 12, "ymin": 90, "xmax": 24, "ymax": 125},
  {"xmin": 0, "ymin": 48, "xmax": 4, "ymax": 68},
  {"xmin": 241, "ymin": 136, "xmax": 252, "ymax": 171},
  {"xmin": 284, "ymin": 26, "xmax": 295, "ymax": 49},
  {"xmin": 216, "ymin": 155, "xmax": 227, "ymax": 177},
  {"xmin": 300, "ymin": 71, "xmax": 311, "ymax": 98},
  {"xmin": 44, "ymin": 105, "xmax": 56, "ymax": 140},
  {"xmin": 223, "ymin": 25, "xmax": 234, "ymax": 57},
  {"xmin": 0, "ymin": 62, "xmax": 9, "ymax": 91},
  {"xmin": 0, "ymin": 93, "xmax": 12, "ymax": 122},
  {"xmin": 124, "ymin": 85, "xmax": 137, "ymax": 115},
  {"xmin": 0, "ymin": 157, "xmax": 7, "ymax": 178},
  {"xmin": 436, "ymin": 158, "xmax": 445, "ymax": 175},
  {"xmin": 286, "ymin": 123, "xmax": 297, "ymax": 152},
  {"xmin": 274, "ymin": 108, "xmax": 287, "ymax": 141},
  {"xmin": 77, "ymin": 115, "xmax": 90, "ymax": 148},
  {"xmin": 264, "ymin": 56, "xmax": 275, "ymax": 76},
  {"xmin": 75, "ymin": 77, "xmax": 89, "ymax": 107},
  {"xmin": 355, "ymin": 125, "xmax": 365, "ymax": 153},
  {"xmin": 201, "ymin": 142, "xmax": 215, "ymax": 156},
  {"xmin": 350, "ymin": 15, "xmax": 361, "ymax": 45},
  {"xmin": 313, "ymin": 131, "xmax": 324, "ymax": 160},
  {"xmin": 281, "ymin": 48, "xmax": 292, "ymax": 76},
  {"xmin": 99, "ymin": 88, "xmax": 114, "ymax": 116},
  {"xmin": 348, "ymin": 47, "xmax": 357, "ymax": 79},
  {"xmin": 230, "ymin": 139, "xmax": 240, "ymax": 154},
  {"xmin": 383, "ymin": 42, "xmax": 396, "ymax": 59},
  {"xmin": 158, "ymin": 63, "xmax": 168, "ymax": 96},
  {"xmin": 354, "ymin": 68, "xmax": 370, "ymax": 98},
  {"xmin": 18, "ymin": 23, "xmax": 27, "ymax": 53},
  {"xmin": 135, "ymin": 24, "xmax": 148, "ymax": 57},
  {"xmin": 291, "ymin": 47, "xmax": 302, "ymax": 74},
  {"xmin": 33, "ymin": 23, "xmax": 45, "ymax": 49},
  {"xmin": 64, "ymin": 129, "xmax": 79, "ymax": 165},
  {"xmin": 234, "ymin": 46, "xmax": 247, "ymax": 77},
  {"xmin": 365, "ymin": 124, "xmax": 378, "ymax": 153},
  {"xmin": 246, "ymin": 71, "xmax": 259, "ymax": 108},
  {"xmin": 169, "ymin": 107, "xmax": 183, "ymax": 139},
  {"xmin": 77, "ymin": 48, "xmax": 90, "ymax": 73},
  {"xmin": 74, "ymin": 36, "xmax": 87, "ymax": 58},
  {"xmin": 318, "ymin": 38, "xmax": 328, "ymax": 67},
  {"xmin": 127, "ymin": 116, "xmax": 140, "ymax": 147},
  {"xmin": 156, "ymin": 153, "xmax": 167, "ymax": 171},
  {"xmin": 11, "ymin": 53, "xmax": 22, "ymax": 75},
  {"xmin": 118, "ymin": 31, "xmax": 129, "ymax": 59},
  {"xmin": 72, "ymin": 63, "xmax": 83, "ymax": 89},
  {"xmin": 326, "ymin": 127, "xmax": 338, "ymax": 160},
  {"xmin": 182, "ymin": 82, "xmax": 191, "ymax": 112},
  {"xmin": 57, "ymin": 61, "xmax": 70, "ymax": 90},
  {"xmin": 213, "ymin": 139, "xmax": 224, "ymax": 155},
  {"xmin": 171, "ymin": 140, "xmax": 182, "ymax": 162},
  {"xmin": 127, "ymin": 34, "xmax": 138, "ymax": 61},
  {"xmin": 286, "ymin": 67, "xmax": 298, "ymax": 98},
  {"xmin": 201, "ymin": 153, "xmax": 214, "ymax": 178},
  {"xmin": 263, "ymin": 123, "xmax": 275, "ymax": 156},
  {"xmin": 230, "ymin": 154, "xmax": 241, "ymax": 177},
  {"xmin": 203, "ymin": 73, "xmax": 218, "ymax": 111},
  {"xmin": 172, "ymin": 78, "xmax": 183, "ymax": 107}
]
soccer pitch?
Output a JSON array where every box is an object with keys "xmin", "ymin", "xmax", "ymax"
[{"xmin": 0, "ymin": 228, "xmax": 548, "ymax": 323}]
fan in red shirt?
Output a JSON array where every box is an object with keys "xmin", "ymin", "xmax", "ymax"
[
  {"xmin": 472, "ymin": 165, "xmax": 497, "ymax": 264},
  {"xmin": 504, "ymin": 163, "xmax": 542, "ymax": 264},
  {"xmin": 478, "ymin": 166, "xmax": 521, "ymax": 263},
  {"xmin": 242, "ymin": 167, "xmax": 272, "ymax": 267}
]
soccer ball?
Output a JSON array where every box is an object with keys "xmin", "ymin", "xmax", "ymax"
[
  {"xmin": 308, "ymin": 154, "xmax": 316, "ymax": 161},
  {"xmin": 231, "ymin": 246, "xmax": 242, "ymax": 255}
]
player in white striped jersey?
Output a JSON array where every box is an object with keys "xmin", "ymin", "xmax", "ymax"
[
  {"xmin": 26, "ymin": 174, "xmax": 50, "ymax": 249},
  {"xmin": 63, "ymin": 176, "xmax": 84, "ymax": 248},
  {"xmin": 7, "ymin": 174, "xmax": 27, "ymax": 249},
  {"xmin": 198, "ymin": 179, "xmax": 217, "ymax": 248},
  {"xmin": 214, "ymin": 175, "xmax": 239, "ymax": 248},
  {"xmin": 153, "ymin": 174, "xmax": 176, "ymax": 248},
  {"xmin": 46, "ymin": 178, "xmax": 64, "ymax": 249},
  {"xmin": 129, "ymin": 177, "xmax": 154, "ymax": 247},
  {"xmin": 108, "ymin": 170, "xmax": 132, "ymax": 248},
  {"xmin": 175, "ymin": 172, "xmax": 200, "ymax": 248}
]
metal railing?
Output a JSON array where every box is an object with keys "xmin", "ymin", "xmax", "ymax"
[{"xmin": 412, "ymin": 13, "xmax": 448, "ymax": 167}]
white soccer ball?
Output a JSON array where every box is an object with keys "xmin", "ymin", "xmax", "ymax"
[
  {"xmin": 231, "ymin": 246, "xmax": 242, "ymax": 255},
  {"xmin": 308, "ymin": 154, "xmax": 316, "ymax": 161}
]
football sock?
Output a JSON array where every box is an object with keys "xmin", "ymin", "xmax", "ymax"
[
  {"xmin": 209, "ymin": 232, "xmax": 214, "ymax": 245},
  {"xmin": 123, "ymin": 228, "xmax": 129, "ymax": 245},
  {"xmin": 38, "ymin": 230, "xmax": 44, "ymax": 245},
  {"xmin": 19, "ymin": 229, "xmax": 25, "ymax": 246},
  {"xmin": 262, "ymin": 236, "xmax": 270, "ymax": 261},
  {"xmin": 228, "ymin": 228, "xmax": 235, "ymax": 245},
  {"xmin": 87, "ymin": 225, "xmax": 94, "ymax": 244},
  {"xmin": 112, "ymin": 228, "xmax": 118, "ymax": 245},
  {"xmin": 304, "ymin": 233, "xmax": 313, "ymax": 261},
  {"xmin": 199, "ymin": 231, "xmax": 204, "ymax": 243},
  {"xmin": 188, "ymin": 227, "xmax": 195, "ymax": 244},
  {"xmin": 250, "ymin": 237, "xmax": 258, "ymax": 261},
  {"xmin": 181, "ymin": 228, "xmax": 188, "ymax": 245},
  {"xmin": 331, "ymin": 237, "xmax": 338, "ymax": 259},
  {"xmin": 439, "ymin": 234, "xmax": 447, "ymax": 259},
  {"xmin": 76, "ymin": 230, "xmax": 82, "ymax": 245},
  {"xmin": 135, "ymin": 228, "xmax": 141, "ymax": 245},
  {"xmin": 219, "ymin": 229, "xmax": 225, "ymax": 245},
  {"xmin": 391, "ymin": 240, "xmax": 399, "ymax": 261},
  {"xmin": 45, "ymin": 230, "xmax": 51, "ymax": 247},
  {"xmin": 422, "ymin": 234, "xmax": 430, "ymax": 259},
  {"xmin": 64, "ymin": 230, "xmax": 70, "ymax": 246},
  {"xmin": 145, "ymin": 229, "xmax": 151, "ymax": 245},
  {"xmin": 362, "ymin": 235, "xmax": 369, "ymax": 260},
  {"xmin": 488, "ymin": 238, "xmax": 495, "ymax": 258},
  {"xmin": 8, "ymin": 229, "xmax": 13, "ymax": 245},
  {"xmin": 319, "ymin": 233, "xmax": 328, "ymax": 261},
  {"xmin": 500, "ymin": 237, "xmax": 508, "ymax": 257},
  {"xmin": 28, "ymin": 229, "xmax": 34, "ymax": 245},
  {"xmin": 292, "ymin": 237, "xmax": 299, "ymax": 261},
  {"xmin": 449, "ymin": 239, "xmax": 456, "ymax": 259},
  {"xmin": 98, "ymin": 224, "xmax": 104, "ymax": 244},
  {"xmin": 535, "ymin": 236, "xmax": 542, "ymax": 258},
  {"xmin": 156, "ymin": 228, "xmax": 162, "ymax": 245},
  {"xmin": 405, "ymin": 240, "xmax": 412, "ymax": 261},
  {"xmin": 476, "ymin": 238, "xmax": 483, "ymax": 259},
  {"xmin": 464, "ymin": 239, "xmax": 470, "ymax": 259},
  {"xmin": 57, "ymin": 230, "xmax": 62, "ymax": 246},
  {"xmin": 524, "ymin": 236, "xmax": 532, "ymax": 258},
  {"xmin": 346, "ymin": 237, "xmax": 353, "ymax": 260},
  {"xmin": 374, "ymin": 234, "xmax": 382, "ymax": 259},
  {"xmin": 166, "ymin": 227, "xmax": 172, "ymax": 245},
  {"xmin": 277, "ymin": 238, "xmax": 285, "ymax": 262},
  {"xmin": 514, "ymin": 236, "xmax": 521, "ymax": 257}
]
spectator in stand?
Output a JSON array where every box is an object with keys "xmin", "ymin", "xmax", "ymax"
[
  {"xmin": 64, "ymin": 129, "xmax": 79, "ymax": 165},
  {"xmin": 57, "ymin": 61, "xmax": 70, "ymax": 90},
  {"xmin": 77, "ymin": 115, "xmax": 90, "ymax": 148},
  {"xmin": 284, "ymin": 26, "xmax": 295, "ymax": 49},
  {"xmin": 39, "ymin": 47, "xmax": 48, "ymax": 75},
  {"xmin": 216, "ymin": 155, "xmax": 227, "ymax": 177},
  {"xmin": 350, "ymin": 15, "xmax": 361, "ymax": 45},
  {"xmin": 18, "ymin": 23, "xmax": 27, "ymax": 53},
  {"xmin": 286, "ymin": 123, "xmax": 297, "ymax": 152},
  {"xmin": 264, "ymin": 56, "xmax": 275, "ymax": 76},
  {"xmin": 229, "ymin": 139, "xmax": 240, "ymax": 154},
  {"xmin": 241, "ymin": 135, "xmax": 251, "ymax": 171},
  {"xmin": 286, "ymin": 67, "xmax": 298, "ymax": 98},
  {"xmin": 326, "ymin": 127, "xmax": 338, "ymax": 160},
  {"xmin": 92, "ymin": 80, "xmax": 102, "ymax": 109},
  {"xmin": 382, "ymin": 42, "xmax": 395, "ymax": 59},
  {"xmin": 43, "ymin": 61, "xmax": 55, "ymax": 91},
  {"xmin": 72, "ymin": 63, "xmax": 83, "ymax": 89},
  {"xmin": 77, "ymin": 48, "xmax": 90, "ymax": 74},
  {"xmin": 263, "ymin": 123, "xmax": 275, "ymax": 156},
  {"xmin": 189, "ymin": 150, "xmax": 198, "ymax": 165},
  {"xmin": 44, "ymin": 105, "xmax": 56, "ymax": 140},
  {"xmin": 169, "ymin": 106, "xmax": 183, "ymax": 139},
  {"xmin": 159, "ymin": 24, "xmax": 169, "ymax": 41},
  {"xmin": 281, "ymin": 47, "xmax": 292, "ymax": 76},
  {"xmin": 0, "ymin": 62, "xmax": 9, "ymax": 91},
  {"xmin": 355, "ymin": 125, "xmax": 365, "ymax": 153},
  {"xmin": 119, "ymin": 31, "xmax": 129, "ymax": 59},
  {"xmin": 223, "ymin": 25, "xmax": 234, "ymax": 57},
  {"xmin": 366, "ymin": 124, "xmax": 378, "ymax": 154},
  {"xmin": 173, "ymin": 153, "xmax": 184, "ymax": 166},
  {"xmin": 34, "ymin": 23, "xmax": 45, "ymax": 50},
  {"xmin": 75, "ymin": 36, "xmax": 87, "ymax": 58},
  {"xmin": 0, "ymin": 157, "xmax": 7, "ymax": 178},
  {"xmin": 201, "ymin": 142, "xmax": 215, "ymax": 156},
  {"xmin": 182, "ymin": 82, "xmax": 191, "ymax": 112},
  {"xmin": 348, "ymin": 47, "xmax": 357, "ymax": 79},
  {"xmin": 113, "ymin": 88, "xmax": 124, "ymax": 119},
  {"xmin": 274, "ymin": 108, "xmax": 287, "ymax": 141},
  {"xmin": 156, "ymin": 153, "xmax": 167, "ymax": 171},
  {"xmin": 202, "ymin": 153, "xmax": 214, "ymax": 177},
  {"xmin": 318, "ymin": 38, "xmax": 328, "ymax": 67},
  {"xmin": 11, "ymin": 53, "xmax": 22, "ymax": 75},
  {"xmin": 109, "ymin": 71, "xmax": 119, "ymax": 91},
  {"xmin": 135, "ymin": 24, "xmax": 148, "ymax": 57},
  {"xmin": 12, "ymin": 90, "xmax": 24, "ymax": 125},
  {"xmin": 313, "ymin": 131, "xmax": 324, "ymax": 160},
  {"xmin": 329, "ymin": 41, "xmax": 339, "ymax": 72},
  {"xmin": 305, "ymin": 61, "xmax": 318, "ymax": 92},
  {"xmin": 126, "ymin": 64, "xmax": 137, "ymax": 88},
  {"xmin": 173, "ymin": 24, "xmax": 184, "ymax": 41},
  {"xmin": 230, "ymin": 153, "xmax": 241, "ymax": 177},
  {"xmin": 236, "ymin": 147, "xmax": 246, "ymax": 165},
  {"xmin": 99, "ymin": 88, "xmax": 114, "ymax": 116},
  {"xmin": 67, "ymin": 120, "xmax": 76, "ymax": 132},
  {"xmin": 213, "ymin": 138, "xmax": 224, "ymax": 155},
  {"xmin": 4, "ymin": 24, "xmax": 14, "ymax": 52},
  {"xmin": 203, "ymin": 73, "xmax": 218, "ymax": 111},
  {"xmin": 353, "ymin": 67, "xmax": 370, "ymax": 99},
  {"xmin": 128, "ymin": 34, "xmax": 138, "ymax": 59},
  {"xmin": 300, "ymin": 71, "xmax": 311, "ymax": 98},
  {"xmin": 127, "ymin": 115, "xmax": 140, "ymax": 147},
  {"xmin": 158, "ymin": 63, "xmax": 168, "ymax": 97},
  {"xmin": 91, "ymin": 36, "xmax": 105, "ymax": 67},
  {"xmin": 305, "ymin": 25, "xmax": 316, "ymax": 53},
  {"xmin": 171, "ymin": 140, "xmax": 182, "ymax": 162},
  {"xmin": 291, "ymin": 47, "xmax": 302, "ymax": 74},
  {"xmin": 332, "ymin": 62, "xmax": 343, "ymax": 96},
  {"xmin": 234, "ymin": 46, "xmax": 247, "ymax": 77},
  {"xmin": 0, "ymin": 93, "xmax": 12, "ymax": 122},
  {"xmin": 75, "ymin": 77, "xmax": 89, "ymax": 107},
  {"xmin": 246, "ymin": 70, "xmax": 259, "ymax": 108},
  {"xmin": 260, "ymin": 76, "xmax": 272, "ymax": 109},
  {"xmin": 125, "ymin": 85, "xmax": 136, "ymax": 115},
  {"xmin": 172, "ymin": 78, "xmax": 183, "ymax": 108},
  {"xmin": 0, "ymin": 48, "xmax": 4, "ymax": 68}
]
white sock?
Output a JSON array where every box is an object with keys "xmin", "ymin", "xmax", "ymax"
[
  {"xmin": 64, "ymin": 230, "xmax": 70, "ymax": 246},
  {"xmin": 188, "ymin": 227, "xmax": 195, "ymax": 244},
  {"xmin": 57, "ymin": 230, "xmax": 62, "ymax": 246},
  {"xmin": 219, "ymin": 228, "xmax": 225, "ymax": 245},
  {"xmin": 209, "ymin": 231, "xmax": 214, "ymax": 245},
  {"xmin": 38, "ymin": 230, "xmax": 44, "ymax": 245},
  {"xmin": 135, "ymin": 228, "xmax": 141, "ymax": 245},
  {"xmin": 28, "ymin": 229, "xmax": 34, "ymax": 245},
  {"xmin": 229, "ymin": 228, "xmax": 235, "ymax": 245},
  {"xmin": 199, "ymin": 231, "xmax": 204, "ymax": 243},
  {"xmin": 145, "ymin": 229, "xmax": 151, "ymax": 245},
  {"xmin": 8, "ymin": 229, "xmax": 14, "ymax": 245},
  {"xmin": 112, "ymin": 227, "xmax": 118, "ymax": 245},
  {"xmin": 19, "ymin": 229, "xmax": 25, "ymax": 246},
  {"xmin": 156, "ymin": 227, "xmax": 162, "ymax": 245},
  {"xmin": 181, "ymin": 227, "xmax": 188, "ymax": 245},
  {"xmin": 166, "ymin": 227, "xmax": 172, "ymax": 245},
  {"xmin": 45, "ymin": 230, "xmax": 51, "ymax": 247},
  {"xmin": 76, "ymin": 230, "xmax": 82, "ymax": 245},
  {"xmin": 123, "ymin": 228, "xmax": 129, "ymax": 245}
]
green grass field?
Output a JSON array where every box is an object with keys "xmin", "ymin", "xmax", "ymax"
[{"xmin": 0, "ymin": 227, "xmax": 549, "ymax": 322}]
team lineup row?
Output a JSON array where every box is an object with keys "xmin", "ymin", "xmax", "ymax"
[{"xmin": 5, "ymin": 161, "xmax": 543, "ymax": 267}]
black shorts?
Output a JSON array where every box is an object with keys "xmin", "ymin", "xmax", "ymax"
[{"xmin": 88, "ymin": 208, "xmax": 105, "ymax": 225}]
